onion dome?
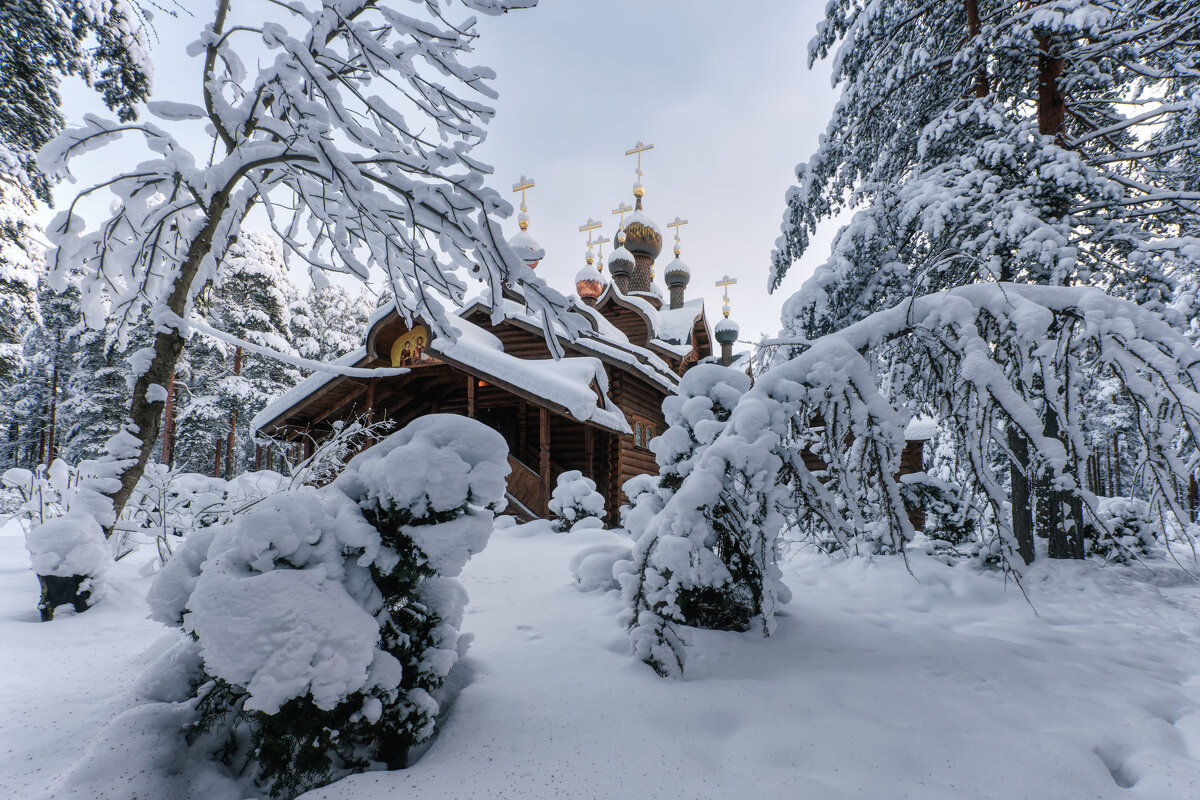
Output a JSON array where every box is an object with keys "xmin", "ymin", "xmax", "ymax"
[
  {"xmin": 622, "ymin": 208, "xmax": 662, "ymax": 260},
  {"xmin": 576, "ymin": 264, "xmax": 605, "ymax": 302},
  {"xmin": 608, "ymin": 244, "xmax": 634, "ymax": 280},
  {"xmin": 664, "ymin": 253, "xmax": 690, "ymax": 289},
  {"xmin": 508, "ymin": 229, "xmax": 544, "ymax": 269},
  {"xmin": 714, "ymin": 315, "xmax": 740, "ymax": 346}
]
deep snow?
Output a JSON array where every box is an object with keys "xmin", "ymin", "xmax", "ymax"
[{"xmin": 2, "ymin": 518, "xmax": 1200, "ymax": 799}]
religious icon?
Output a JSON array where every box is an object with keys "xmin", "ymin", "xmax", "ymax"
[{"xmin": 390, "ymin": 324, "xmax": 441, "ymax": 368}]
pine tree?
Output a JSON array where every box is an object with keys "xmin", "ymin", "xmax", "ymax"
[
  {"xmin": 0, "ymin": 158, "xmax": 40, "ymax": 385},
  {"xmin": 292, "ymin": 284, "xmax": 375, "ymax": 365},
  {"xmin": 0, "ymin": 0, "xmax": 152, "ymax": 199},
  {"xmin": 771, "ymin": 0, "xmax": 1200, "ymax": 561}
]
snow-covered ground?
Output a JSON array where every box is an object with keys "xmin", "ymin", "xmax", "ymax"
[{"xmin": 3, "ymin": 517, "xmax": 1200, "ymax": 799}]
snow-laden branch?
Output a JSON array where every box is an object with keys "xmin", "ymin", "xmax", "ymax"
[{"xmin": 624, "ymin": 283, "xmax": 1200, "ymax": 676}]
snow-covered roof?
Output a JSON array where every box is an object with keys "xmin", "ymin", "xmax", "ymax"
[
  {"xmin": 250, "ymin": 347, "xmax": 369, "ymax": 434},
  {"xmin": 904, "ymin": 416, "xmax": 937, "ymax": 441},
  {"xmin": 430, "ymin": 316, "xmax": 631, "ymax": 434}
]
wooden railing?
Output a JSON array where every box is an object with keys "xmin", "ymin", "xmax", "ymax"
[{"xmin": 506, "ymin": 453, "xmax": 545, "ymax": 520}]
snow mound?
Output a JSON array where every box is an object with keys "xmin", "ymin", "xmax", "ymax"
[{"xmin": 25, "ymin": 511, "xmax": 108, "ymax": 578}]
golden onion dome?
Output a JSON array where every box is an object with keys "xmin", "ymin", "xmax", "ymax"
[{"xmin": 621, "ymin": 208, "xmax": 662, "ymax": 259}]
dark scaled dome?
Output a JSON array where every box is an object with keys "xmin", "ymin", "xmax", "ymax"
[
  {"xmin": 608, "ymin": 245, "xmax": 634, "ymax": 278},
  {"xmin": 621, "ymin": 209, "xmax": 662, "ymax": 259},
  {"xmin": 714, "ymin": 316, "xmax": 740, "ymax": 346},
  {"xmin": 663, "ymin": 256, "xmax": 690, "ymax": 288}
]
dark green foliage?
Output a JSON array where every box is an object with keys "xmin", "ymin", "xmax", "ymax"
[{"xmin": 0, "ymin": 0, "xmax": 152, "ymax": 199}]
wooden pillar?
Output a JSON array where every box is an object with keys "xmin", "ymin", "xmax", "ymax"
[
  {"xmin": 367, "ymin": 378, "xmax": 377, "ymax": 424},
  {"xmin": 539, "ymin": 407, "xmax": 550, "ymax": 514},
  {"xmin": 585, "ymin": 426, "xmax": 595, "ymax": 479},
  {"xmin": 254, "ymin": 444, "xmax": 262, "ymax": 471},
  {"xmin": 518, "ymin": 398, "xmax": 528, "ymax": 462},
  {"xmin": 467, "ymin": 376, "xmax": 476, "ymax": 419}
]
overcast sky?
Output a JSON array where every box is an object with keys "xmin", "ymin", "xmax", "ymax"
[{"xmin": 51, "ymin": 0, "xmax": 845, "ymax": 342}]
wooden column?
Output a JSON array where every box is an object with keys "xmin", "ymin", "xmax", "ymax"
[
  {"xmin": 467, "ymin": 376, "xmax": 476, "ymax": 419},
  {"xmin": 585, "ymin": 426, "xmax": 595, "ymax": 479},
  {"xmin": 539, "ymin": 407, "xmax": 550, "ymax": 515},
  {"xmin": 518, "ymin": 399, "xmax": 528, "ymax": 462}
]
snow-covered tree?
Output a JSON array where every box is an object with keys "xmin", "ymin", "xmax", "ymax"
[
  {"xmin": 0, "ymin": 162, "xmax": 40, "ymax": 385},
  {"xmin": 147, "ymin": 415, "xmax": 508, "ymax": 797},
  {"xmin": 627, "ymin": 284, "xmax": 1200, "ymax": 675},
  {"xmin": 292, "ymin": 284, "xmax": 376, "ymax": 365},
  {"xmin": 771, "ymin": 0, "xmax": 1200, "ymax": 561},
  {"xmin": 0, "ymin": 0, "xmax": 152, "ymax": 199},
  {"xmin": 40, "ymin": 0, "xmax": 579, "ymax": 535},
  {"xmin": 207, "ymin": 233, "xmax": 302, "ymax": 475},
  {"xmin": 60, "ymin": 325, "xmax": 129, "ymax": 462},
  {"xmin": 548, "ymin": 470, "xmax": 605, "ymax": 532}
]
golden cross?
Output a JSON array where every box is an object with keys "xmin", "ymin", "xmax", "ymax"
[
  {"xmin": 578, "ymin": 218, "xmax": 602, "ymax": 242},
  {"xmin": 667, "ymin": 216, "xmax": 688, "ymax": 246},
  {"xmin": 611, "ymin": 202, "xmax": 633, "ymax": 227},
  {"xmin": 625, "ymin": 141, "xmax": 655, "ymax": 179},
  {"xmin": 594, "ymin": 234, "xmax": 610, "ymax": 260},
  {"xmin": 715, "ymin": 274, "xmax": 738, "ymax": 305},
  {"xmin": 512, "ymin": 175, "xmax": 535, "ymax": 212}
]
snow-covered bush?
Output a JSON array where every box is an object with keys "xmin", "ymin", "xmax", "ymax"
[
  {"xmin": 25, "ymin": 510, "xmax": 108, "ymax": 619},
  {"xmin": 570, "ymin": 543, "xmax": 631, "ymax": 593},
  {"xmin": 3, "ymin": 460, "xmax": 118, "ymax": 619},
  {"xmin": 548, "ymin": 470, "xmax": 605, "ymax": 532},
  {"xmin": 618, "ymin": 364, "xmax": 780, "ymax": 677},
  {"xmin": 1086, "ymin": 498, "xmax": 1156, "ymax": 564},
  {"xmin": 147, "ymin": 415, "xmax": 509, "ymax": 798}
]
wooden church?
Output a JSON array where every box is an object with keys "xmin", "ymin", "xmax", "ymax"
[
  {"xmin": 254, "ymin": 145, "xmax": 930, "ymax": 524},
  {"xmin": 253, "ymin": 147, "xmax": 736, "ymax": 523}
]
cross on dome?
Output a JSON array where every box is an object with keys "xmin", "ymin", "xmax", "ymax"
[
  {"xmin": 512, "ymin": 175, "xmax": 535, "ymax": 230},
  {"xmin": 716, "ymin": 274, "xmax": 738, "ymax": 318},
  {"xmin": 667, "ymin": 216, "xmax": 688, "ymax": 256}
]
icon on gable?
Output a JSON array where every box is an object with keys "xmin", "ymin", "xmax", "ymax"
[{"xmin": 390, "ymin": 324, "xmax": 441, "ymax": 367}]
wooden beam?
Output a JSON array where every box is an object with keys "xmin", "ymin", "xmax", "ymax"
[
  {"xmin": 467, "ymin": 375, "xmax": 476, "ymax": 418},
  {"xmin": 585, "ymin": 426, "xmax": 595, "ymax": 479},
  {"xmin": 539, "ymin": 406, "xmax": 551, "ymax": 515}
]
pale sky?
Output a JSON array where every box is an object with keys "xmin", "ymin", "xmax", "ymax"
[{"xmin": 51, "ymin": 0, "xmax": 845, "ymax": 343}]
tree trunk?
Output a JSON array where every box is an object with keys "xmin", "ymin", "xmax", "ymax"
[
  {"xmin": 101, "ymin": 186, "xmax": 236, "ymax": 533},
  {"xmin": 1009, "ymin": 427, "xmax": 1036, "ymax": 564},
  {"xmin": 162, "ymin": 369, "xmax": 175, "ymax": 467},
  {"xmin": 47, "ymin": 355, "xmax": 59, "ymax": 464},
  {"xmin": 1037, "ymin": 35, "xmax": 1066, "ymax": 142},
  {"xmin": 965, "ymin": 0, "xmax": 988, "ymax": 99},
  {"xmin": 99, "ymin": 0, "xmax": 236, "ymax": 536},
  {"xmin": 225, "ymin": 346, "xmax": 242, "ymax": 479}
]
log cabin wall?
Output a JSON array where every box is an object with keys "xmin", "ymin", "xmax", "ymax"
[{"xmin": 609, "ymin": 371, "xmax": 671, "ymax": 509}]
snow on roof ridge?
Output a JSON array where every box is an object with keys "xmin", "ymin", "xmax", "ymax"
[
  {"xmin": 251, "ymin": 347, "xmax": 369, "ymax": 434},
  {"xmin": 433, "ymin": 316, "xmax": 631, "ymax": 434}
]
